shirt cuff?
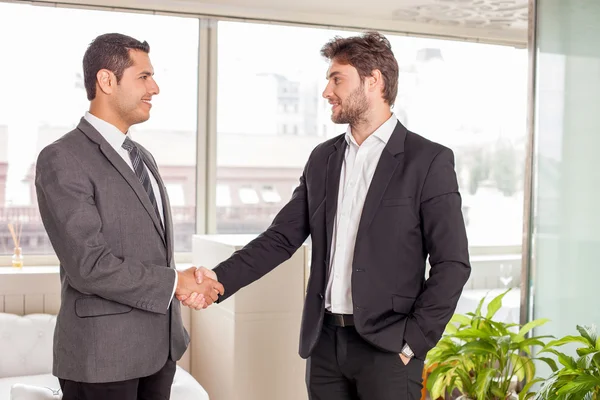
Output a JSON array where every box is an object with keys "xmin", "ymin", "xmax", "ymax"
[{"xmin": 169, "ymin": 269, "xmax": 178, "ymax": 308}]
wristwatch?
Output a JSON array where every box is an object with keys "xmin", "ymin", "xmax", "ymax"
[{"xmin": 401, "ymin": 343, "xmax": 414, "ymax": 359}]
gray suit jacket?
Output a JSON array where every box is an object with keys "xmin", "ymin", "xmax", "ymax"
[{"xmin": 35, "ymin": 118, "xmax": 189, "ymax": 383}]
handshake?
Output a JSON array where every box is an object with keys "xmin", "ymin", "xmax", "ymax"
[{"xmin": 175, "ymin": 267, "xmax": 224, "ymax": 310}]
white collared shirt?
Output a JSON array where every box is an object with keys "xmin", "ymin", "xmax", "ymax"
[
  {"xmin": 325, "ymin": 114, "xmax": 398, "ymax": 314},
  {"xmin": 83, "ymin": 112, "xmax": 177, "ymax": 304}
]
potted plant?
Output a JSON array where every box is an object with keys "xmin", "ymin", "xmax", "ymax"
[
  {"xmin": 534, "ymin": 324, "xmax": 600, "ymax": 399},
  {"xmin": 425, "ymin": 289, "xmax": 551, "ymax": 400}
]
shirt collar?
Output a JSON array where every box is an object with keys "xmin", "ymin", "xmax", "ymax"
[
  {"xmin": 84, "ymin": 111, "xmax": 131, "ymax": 151},
  {"xmin": 344, "ymin": 113, "xmax": 398, "ymax": 146}
]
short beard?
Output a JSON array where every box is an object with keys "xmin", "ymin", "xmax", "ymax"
[{"xmin": 332, "ymin": 85, "xmax": 369, "ymax": 126}]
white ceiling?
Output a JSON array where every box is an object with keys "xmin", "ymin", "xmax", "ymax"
[{"xmin": 20, "ymin": 0, "xmax": 529, "ymax": 46}]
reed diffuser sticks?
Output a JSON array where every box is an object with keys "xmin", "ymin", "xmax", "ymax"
[{"xmin": 8, "ymin": 221, "xmax": 23, "ymax": 268}]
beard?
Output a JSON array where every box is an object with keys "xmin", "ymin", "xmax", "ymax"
[
  {"xmin": 331, "ymin": 85, "xmax": 369, "ymax": 125},
  {"xmin": 115, "ymin": 98, "xmax": 150, "ymax": 127}
]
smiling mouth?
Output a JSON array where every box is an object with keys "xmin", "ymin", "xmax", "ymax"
[{"xmin": 142, "ymin": 99, "xmax": 152, "ymax": 108}]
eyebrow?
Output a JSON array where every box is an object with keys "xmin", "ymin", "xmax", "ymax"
[
  {"xmin": 139, "ymin": 70, "xmax": 154, "ymax": 76},
  {"xmin": 326, "ymin": 71, "xmax": 342, "ymax": 80}
]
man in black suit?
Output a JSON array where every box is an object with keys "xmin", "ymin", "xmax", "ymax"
[{"xmin": 180, "ymin": 31, "xmax": 470, "ymax": 399}]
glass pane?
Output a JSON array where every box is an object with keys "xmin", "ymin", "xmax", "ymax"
[
  {"xmin": 531, "ymin": 0, "xmax": 600, "ymax": 357},
  {"xmin": 215, "ymin": 21, "xmax": 357, "ymax": 234},
  {"xmin": 216, "ymin": 21, "xmax": 528, "ymax": 321},
  {"xmin": 0, "ymin": 3, "xmax": 199, "ymax": 255},
  {"xmin": 387, "ymin": 36, "xmax": 528, "ymax": 319}
]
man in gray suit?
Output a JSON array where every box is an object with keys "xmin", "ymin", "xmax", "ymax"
[{"xmin": 35, "ymin": 33, "xmax": 223, "ymax": 400}]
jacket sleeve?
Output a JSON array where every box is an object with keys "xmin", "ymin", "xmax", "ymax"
[
  {"xmin": 404, "ymin": 147, "xmax": 471, "ymax": 359},
  {"xmin": 213, "ymin": 162, "xmax": 312, "ymax": 302}
]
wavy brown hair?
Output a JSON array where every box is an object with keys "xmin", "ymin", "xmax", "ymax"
[{"xmin": 320, "ymin": 31, "xmax": 399, "ymax": 106}]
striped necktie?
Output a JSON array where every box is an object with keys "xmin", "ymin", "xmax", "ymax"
[{"xmin": 122, "ymin": 137, "xmax": 162, "ymax": 225}]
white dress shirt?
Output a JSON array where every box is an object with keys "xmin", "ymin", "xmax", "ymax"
[
  {"xmin": 325, "ymin": 114, "xmax": 398, "ymax": 315},
  {"xmin": 84, "ymin": 112, "xmax": 177, "ymax": 305}
]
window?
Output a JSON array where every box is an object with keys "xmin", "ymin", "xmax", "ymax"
[
  {"xmin": 216, "ymin": 21, "xmax": 353, "ymax": 233},
  {"xmin": 0, "ymin": 3, "xmax": 199, "ymax": 255},
  {"xmin": 216, "ymin": 184, "xmax": 232, "ymax": 208},
  {"xmin": 388, "ymin": 36, "xmax": 527, "ymax": 315},
  {"xmin": 165, "ymin": 183, "xmax": 185, "ymax": 207},
  {"xmin": 215, "ymin": 21, "xmax": 527, "ymax": 318},
  {"xmin": 261, "ymin": 186, "xmax": 281, "ymax": 203},
  {"xmin": 239, "ymin": 187, "xmax": 260, "ymax": 205}
]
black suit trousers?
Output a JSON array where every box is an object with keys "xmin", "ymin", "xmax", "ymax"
[
  {"xmin": 59, "ymin": 358, "xmax": 176, "ymax": 400},
  {"xmin": 306, "ymin": 324, "xmax": 424, "ymax": 400}
]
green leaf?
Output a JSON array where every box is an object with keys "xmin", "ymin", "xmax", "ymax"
[
  {"xmin": 519, "ymin": 377, "xmax": 544, "ymax": 400},
  {"xmin": 592, "ymin": 352, "xmax": 600, "ymax": 369},
  {"xmin": 556, "ymin": 374, "xmax": 600, "ymax": 396},
  {"xmin": 577, "ymin": 353, "xmax": 595, "ymax": 370},
  {"xmin": 459, "ymin": 340, "xmax": 499, "ymax": 357},
  {"xmin": 445, "ymin": 322, "xmax": 458, "ymax": 335},
  {"xmin": 456, "ymin": 368, "xmax": 474, "ymax": 395},
  {"xmin": 522, "ymin": 356, "xmax": 536, "ymax": 383},
  {"xmin": 582, "ymin": 392, "xmax": 595, "ymax": 400},
  {"xmin": 474, "ymin": 367, "xmax": 497, "ymax": 400},
  {"xmin": 426, "ymin": 364, "xmax": 452, "ymax": 390},
  {"xmin": 511, "ymin": 353, "xmax": 527, "ymax": 381},
  {"xmin": 536, "ymin": 356, "xmax": 559, "ymax": 372},
  {"xmin": 518, "ymin": 318, "xmax": 550, "ymax": 339},
  {"xmin": 454, "ymin": 328, "xmax": 492, "ymax": 340},
  {"xmin": 451, "ymin": 313, "xmax": 472, "ymax": 327},
  {"xmin": 546, "ymin": 336, "xmax": 594, "ymax": 349},
  {"xmin": 489, "ymin": 320, "xmax": 511, "ymax": 336},
  {"xmin": 486, "ymin": 288, "xmax": 511, "ymax": 320},
  {"xmin": 513, "ymin": 338, "xmax": 546, "ymax": 353},
  {"xmin": 540, "ymin": 348, "xmax": 578, "ymax": 369},
  {"xmin": 474, "ymin": 295, "xmax": 486, "ymax": 318},
  {"xmin": 577, "ymin": 325, "xmax": 598, "ymax": 347},
  {"xmin": 430, "ymin": 368, "xmax": 450, "ymax": 399},
  {"xmin": 491, "ymin": 384, "xmax": 507, "ymax": 398},
  {"xmin": 578, "ymin": 347, "xmax": 599, "ymax": 357}
]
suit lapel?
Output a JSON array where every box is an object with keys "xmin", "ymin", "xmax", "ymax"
[
  {"xmin": 325, "ymin": 136, "xmax": 347, "ymax": 264},
  {"xmin": 77, "ymin": 118, "xmax": 166, "ymax": 245},
  {"xmin": 355, "ymin": 121, "xmax": 407, "ymax": 243}
]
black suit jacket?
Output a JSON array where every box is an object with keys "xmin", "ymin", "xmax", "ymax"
[{"xmin": 213, "ymin": 121, "xmax": 470, "ymax": 359}]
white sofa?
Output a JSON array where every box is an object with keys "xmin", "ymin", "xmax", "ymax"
[{"xmin": 0, "ymin": 313, "xmax": 209, "ymax": 400}]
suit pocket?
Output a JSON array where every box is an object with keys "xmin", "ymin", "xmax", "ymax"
[
  {"xmin": 382, "ymin": 197, "xmax": 412, "ymax": 207},
  {"xmin": 75, "ymin": 296, "xmax": 133, "ymax": 318},
  {"xmin": 392, "ymin": 295, "xmax": 416, "ymax": 316}
]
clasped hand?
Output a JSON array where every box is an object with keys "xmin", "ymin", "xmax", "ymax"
[{"xmin": 175, "ymin": 267, "xmax": 222, "ymax": 310}]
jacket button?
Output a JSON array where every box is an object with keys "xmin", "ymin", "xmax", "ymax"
[{"xmin": 318, "ymin": 293, "xmax": 324, "ymax": 300}]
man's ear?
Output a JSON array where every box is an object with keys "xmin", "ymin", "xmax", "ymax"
[
  {"xmin": 367, "ymin": 69, "xmax": 383, "ymax": 94},
  {"xmin": 96, "ymin": 69, "xmax": 115, "ymax": 95}
]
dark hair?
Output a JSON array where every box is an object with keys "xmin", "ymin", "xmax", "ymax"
[
  {"xmin": 320, "ymin": 31, "xmax": 399, "ymax": 106},
  {"xmin": 83, "ymin": 33, "xmax": 150, "ymax": 100}
]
